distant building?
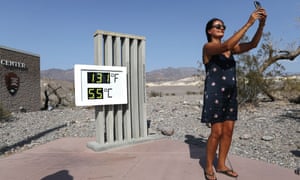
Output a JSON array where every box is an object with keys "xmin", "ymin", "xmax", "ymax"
[{"xmin": 0, "ymin": 45, "xmax": 40, "ymax": 112}]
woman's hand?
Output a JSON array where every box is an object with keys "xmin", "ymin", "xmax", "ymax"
[
  {"xmin": 257, "ymin": 8, "xmax": 267, "ymax": 26},
  {"xmin": 247, "ymin": 8, "xmax": 267, "ymax": 27},
  {"xmin": 247, "ymin": 10, "xmax": 259, "ymax": 26}
]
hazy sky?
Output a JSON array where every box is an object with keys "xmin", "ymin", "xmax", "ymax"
[{"xmin": 1, "ymin": 0, "xmax": 299, "ymax": 72}]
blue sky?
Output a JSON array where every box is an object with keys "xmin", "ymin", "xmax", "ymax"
[{"xmin": 0, "ymin": 0, "xmax": 299, "ymax": 72}]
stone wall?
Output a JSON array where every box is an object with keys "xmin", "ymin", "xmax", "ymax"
[{"xmin": 0, "ymin": 46, "xmax": 40, "ymax": 112}]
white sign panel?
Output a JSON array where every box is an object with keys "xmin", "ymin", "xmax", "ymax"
[{"xmin": 74, "ymin": 64, "xmax": 127, "ymax": 106}]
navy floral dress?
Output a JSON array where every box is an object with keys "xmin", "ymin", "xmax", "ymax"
[{"xmin": 201, "ymin": 54, "xmax": 238, "ymax": 124}]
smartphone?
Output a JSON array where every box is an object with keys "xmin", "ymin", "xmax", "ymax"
[{"xmin": 254, "ymin": 1, "xmax": 262, "ymax": 9}]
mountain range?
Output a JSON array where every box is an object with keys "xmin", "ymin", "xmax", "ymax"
[{"xmin": 40, "ymin": 67, "xmax": 199, "ymax": 82}]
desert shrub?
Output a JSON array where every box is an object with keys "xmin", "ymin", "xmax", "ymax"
[
  {"xmin": 237, "ymin": 69, "xmax": 265, "ymax": 104},
  {"xmin": 0, "ymin": 103, "xmax": 11, "ymax": 122},
  {"xmin": 289, "ymin": 95, "xmax": 300, "ymax": 104},
  {"xmin": 236, "ymin": 34, "xmax": 286, "ymax": 104},
  {"xmin": 281, "ymin": 77, "xmax": 300, "ymax": 103},
  {"xmin": 149, "ymin": 91, "xmax": 162, "ymax": 97},
  {"xmin": 281, "ymin": 77, "xmax": 300, "ymax": 92},
  {"xmin": 164, "ymin": 93, "xmax": 176, "ymax": 96},
  {"xmin": 186, "ymin": 91, "xmax": 198, "ymax": 95}
]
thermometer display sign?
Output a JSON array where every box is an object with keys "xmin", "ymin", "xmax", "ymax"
[{"xmin": 74, "ymin": 64, "xmax": 127, "ymax": 106}]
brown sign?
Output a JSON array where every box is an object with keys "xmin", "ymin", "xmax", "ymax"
[{"xmin": 5, "ymin": 72, "xmax": 20, "ymax": 96}]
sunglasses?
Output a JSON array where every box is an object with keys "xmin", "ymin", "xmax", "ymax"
[{"xmin": 212, "ymin": 24, "xmax": 226, "ymax": 30}]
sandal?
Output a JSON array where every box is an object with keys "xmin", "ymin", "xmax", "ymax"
[
  {"xmin": 204, "ymin": 171, "xmax": 217, "ymax": 180},
  {"xmin": 216, "ymin": 169, "xmax": 238, "ymax": 178}
]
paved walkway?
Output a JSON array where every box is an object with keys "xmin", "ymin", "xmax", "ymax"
[{"xmin": 0, "ymin": 137, "xmax": 298, "ymax": 180}]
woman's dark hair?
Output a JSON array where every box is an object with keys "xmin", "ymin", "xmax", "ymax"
[{"xmin": 205, "ymin": 18, "xmax": 224, "ymax": 42}]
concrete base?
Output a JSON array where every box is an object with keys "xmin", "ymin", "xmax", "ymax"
[{"xmin": 87, "ymin": 135, "xmax": 164, "ymax": 151}]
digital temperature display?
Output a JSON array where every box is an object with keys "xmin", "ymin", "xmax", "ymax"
[
  {"xmin": 87, "ymin": 72, "xmax": 110, "ymax": 84},
  {"xmin": 74, "ymin": 64, "xmax": 127, "ymax": 106},
  {"xmin": 88, "ymin": 88, "xmax": 103, "ymax": 99}
]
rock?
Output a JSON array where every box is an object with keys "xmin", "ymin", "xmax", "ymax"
[
  {"xmin": 261, "ymin": 135, "xmax": 274, "ymax": 141},
  {"xmin": 199, "ymin": 100, "xmax": 203, "ymax": 106},
  {"xmin": 192, "ymin": 105, "xmax": 201, "ymax": 111},
  {"xmin": 90, "ymin": 118, "xmax": 95, "ymax": 122},
  {"xmin": 19, "ymin": 106, "xmax": 27, "ymax": 113},
  {"xmin": 183, "ymin": 101, "xmax": 188, "ymax": 105},
  {"xmin": 206, "ymin": 123, "xmax": 211, "ymax": 128},
  {"xmin": 47, "ymin": 105, "xmax": 54, "ymax": 111},
  {"xmin": 295, "ymin": 141, "xmax": 300, "ymax": 149},
  {"xmin": 160, "ymin": 127, "xmax": 174, "ymax": 136},
  {"xmin": 239, "ymin": 134, "xmax": 252, "ymax": 140}
]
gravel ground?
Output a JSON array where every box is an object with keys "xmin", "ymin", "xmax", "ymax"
[
  {"xmin": 1, "ymin": 94, "xmax": 300, "ymax": 170},
  {"xmin": 147, "ymin": 95, "xmax": 300, "ymax": 170}
]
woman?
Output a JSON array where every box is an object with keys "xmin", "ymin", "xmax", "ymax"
[{"xmin": 201, "ymin": 8, "xmax": 267, "ymax": 180}]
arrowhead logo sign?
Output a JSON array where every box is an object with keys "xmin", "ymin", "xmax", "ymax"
[{"xmin": 5, "ymin": 72, "xmax": 20, "ymax": 96}]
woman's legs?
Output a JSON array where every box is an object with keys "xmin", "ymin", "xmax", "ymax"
[
  {"xmin": 216, "ymin": 120, "xmax": 238, "ymax": 176},
  {"xmin": 205, "ymin": 120, "xmax": 238, "ymax": 178},
  {"xmin": 205, "ymin": 122, "xmax": 222, "ymax": 177}
]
